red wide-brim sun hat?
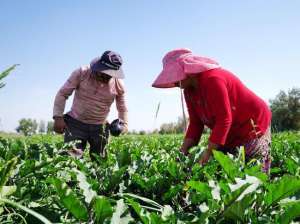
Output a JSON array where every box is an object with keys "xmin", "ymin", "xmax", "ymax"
[{"xmin": 152, "ymin": 48, "xmax": 221, "ymax": 88}]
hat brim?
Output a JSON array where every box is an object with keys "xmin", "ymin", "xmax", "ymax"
[
  {"xmin": 152, "ymin": 63, "xmax": 186, "ymax": 88},
  {"xmin": 91, "ymin": 63, "xmax": 125, "ymax": 79},
  {"xmin": 100, "ymin": 68, "xmax": 124, "ymax": 79}
]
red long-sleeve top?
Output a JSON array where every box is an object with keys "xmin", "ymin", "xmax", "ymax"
[{"xmin": 185, "ymin": 68, "xmax": 271, "ymax": 148}]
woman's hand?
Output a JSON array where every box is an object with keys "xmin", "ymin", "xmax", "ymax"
[
  {"xmin": 199, "ymin": 148, "xmax": 213, "ymax": 165},
  {"xmin": 180, "ymin": 147, "xmax": 189, "ymax": 156},
  {"xmin": 199, "ymin": 141, "xmax": 219, "ymax": 166},
  {"xmin": 179, "ymin": 138, "xmax": 198, "ymax": 156}
]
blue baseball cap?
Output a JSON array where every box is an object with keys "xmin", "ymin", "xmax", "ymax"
[{"xmin": 90, "ymin": 51, "xmax": 124, "ymax": 79}]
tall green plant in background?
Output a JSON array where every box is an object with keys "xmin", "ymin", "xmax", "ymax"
[{"xmin": 0, "ymin": 64, "xmax": 18, "ymax": 89}]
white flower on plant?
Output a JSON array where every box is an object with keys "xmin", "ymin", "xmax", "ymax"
[
  {"xmin": 160, "ymin": 153, "xmax": 170, "ymax": 161},
  {"xmin": 141, "ymin": 152, "xmax": 153, "ymax": 164},
  {"xmin": 208, "ymin": 180, "xmax": 221, "ymax": 201},
  {"xmin": 228, "ymin": 175, "xmax": 261, "ymax": 201},
  {"xmin": 271, "ymin": 210, "xmax": 278, "ymax": 215},
  {"xmin": 161, "ymin": 205, "xmax": 174, "ymax": 220},
  {"xmin": 193, "ymin": 148, "xmax": 203, "ymax": 162},
  {"xmin": 127, "ymin": 161, "xmax": 138, "ymax": 175},
  {"xmin": 113, "ymin": 162, "xmax": 119, "ymax": 171},
  {"xmin": 228, "ymin": 153, "xmax": 234, "ymax": 160},
  {"xmin": 199, "ymin": 202, "xmax": 209, "ymax": 213},
  {"xmin": 143, "ymin": 176, "xmax": 149, "ymax": 182},
  {"xmin": 118, "ymin": 181, "xmax": 126, "ymax": 193},
  {"xmin": 111, "ymin": 199, "xmax": 133, "ymax": 224},
  {"xmin": 279, "ymin": 196, "xmax": 297, "ymax": 204},
  {"xmin": 291, "ymin": 156, "xmax": 299, "ymax": 163},
  {"xmin": 190, "ymin": 217, "xmax": 199, "ymax": 222},
  {"xmin": 183, "ymin": 192, "xmax": 191, "ymax": 206},
  {"xmin": 57, "ymin": 170, "xmax": 71, "ymax": 181},
  {"xmin": 28, "ymin": 201, "xmax": 40, "ymax": 208}
]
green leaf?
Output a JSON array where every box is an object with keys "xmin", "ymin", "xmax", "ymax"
[
  {"xmin": 0, "ymin": 197, "xmax": 51, "ymax": 224},
  {"xmin": 264, "ymin": 176, "xmax": 300, "ymax": 208},
  {"xmin": 127, "ymin": 198, "xmax": 150, "ymax": 224},
  {"xmin": 223, "ymin": 183, "xmax": 250, "ymax": 207},
  {"xmin": 162, "ymin": 185, "xmax": 182, "ymax": 201},
  {"xmin": 186, "ymin": 181, "xmax": 212, "ymax": 200},
  {"xmin": 237, "ymin": 146, "xmax": 246, "ymax": 167},
  {"xmin": 132, "ymin": 174, "xmax": 148, "ymax": 190},
  {"xmin": 285, "ymin": 158, "xmax": 298, "ymax": 174},
  {"xmin": 116, "ymin": 148, "xmax": 131, "ymax": 167},
  {"xmin": 217, "ymin": 184, "xmax": 252, "ymax": 222},
  {"xmin": 167, "ymin": 160, "xmax": 178, "ymax": 178},
  {"xmin": 279, "ymin": 201, "xmax": 300, "ymax": 224},
  {"xmin": 73, "ymin": 168, "xmax": 97, "ymax": 203},
  {"xmin": 0, "ymin": 185, "xmax": 16, "ymax": 198},
  {"xmin": 213, "ymin": 150, "xmax": 241, "ymax": 180},
  {"xmin": 187, "ymin": 181, "xmax": 211, "ymax": 193},
  {"xmin": 111, "ymin": 199, "xmax": 133, "ymax": 224},
  {"xmin": 244, "ymin": 166, "xmax": 268, "ymax": 183},
  {"xmin": 224, "ymin": 194, "xmax": 254, "ymax": 222},
  {"xmin": 0, "ymin": 157, "xmax": 18, "ymax": 193},
  {"xmin": 122, "ymin": 193, "xmax": 163, "ymax": 209},
  {"xmin": 270, "ymin": 167, "xmax": 282, "ymax": 174},
  {"xmin": 0, "ymin": 64, "xmax": 19, "ymax": 89},
  {"xmin": 93, "ymin": 196, "xmax": 113, "ymax": 224},
  {"xmin": 49, "ymin": 177, "xmax": 88, "ymax": 221},
  {"xmin": 108, "ymin": 167, "xmax": 127, "ymax": 191},
  {"xmin": 149, "ymin": 213, "xmax": 165, "ymax": 224}
]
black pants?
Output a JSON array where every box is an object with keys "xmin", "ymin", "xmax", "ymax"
[{"xmin": 63, "ymin": 114, "xmax": 109, "ymax": 159}]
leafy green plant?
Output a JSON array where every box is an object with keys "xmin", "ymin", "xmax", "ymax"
[
  {"xmin": 0, "ymin": 132, "xmax": 299, "ymax": 223},
  {"xmin": 0, "ymin": 64, "xmax": 18, "ymax": 89}
]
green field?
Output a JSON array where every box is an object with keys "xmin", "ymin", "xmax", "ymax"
[{"xmin": 0, "ymin": 132, "xmax": 299, "ymax": 223}]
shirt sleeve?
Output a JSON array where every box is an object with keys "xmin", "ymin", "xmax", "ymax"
[
  {"xmin": 115, "ymin": 79, "xmax": 128, "ymax": 130},
  {"xmin": 53, "ymin": 68, "xmax": 82, "ymax": 118},
  {"xmin": 184, "ymin": 91, "xmax": 204, "ymax": 142},
  {"xmin": 206, "ymin": 77, "xmax": 232, "ymax": 145}
]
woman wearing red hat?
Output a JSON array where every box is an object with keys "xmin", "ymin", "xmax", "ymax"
[{"xmin": 152, "ymin": 49, "xmax": 272, "ymax": 173}]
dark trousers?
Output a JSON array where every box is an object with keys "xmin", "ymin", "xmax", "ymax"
[{"xmin": 63, "ymin": 114, "xmax": 109, "ymax": 159}]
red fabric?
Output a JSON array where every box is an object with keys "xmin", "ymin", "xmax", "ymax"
[{"xmin": 185, "ymin": 68, "xmax": 272, "ymax": 148}]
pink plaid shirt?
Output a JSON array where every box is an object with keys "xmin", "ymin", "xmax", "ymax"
[{"xmin": 53, "ymin": 65, "xmax": 128, "ymax": 129}]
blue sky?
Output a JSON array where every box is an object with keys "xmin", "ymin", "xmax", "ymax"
[{"xmin": 0, "ymin": 0, "xmax": 299, "ymax": 132}]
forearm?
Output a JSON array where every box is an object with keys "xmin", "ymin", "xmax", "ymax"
[
  {"xmin": 118, "ymin": 111, "xmax": 128, "ymax": 123},
  {"xmin": 116, "ymin": 94, "xmax": 128, "ymax": 132},
  {"xmin": 53, "ymin": 92, "xmax": 67, "ymax": 118},
  {"xmin": 118, "ymin": 111, "xmax": 128, "ymax": 132}
]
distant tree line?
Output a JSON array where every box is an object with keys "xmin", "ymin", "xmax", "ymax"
[
  {"xmin": 16, "ymin": 119, "xmax": 54, "ymax": 136},
  {"xmin": 270, "ymin": 87, "xmax": 300, "ymax": 132}
]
